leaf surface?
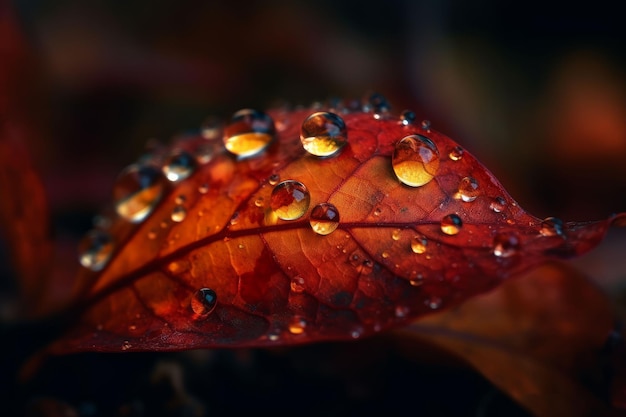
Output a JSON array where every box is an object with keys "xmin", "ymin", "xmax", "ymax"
[{"xmin": 46, "ymin": 106, "xmax": 624, "ymax": 354}]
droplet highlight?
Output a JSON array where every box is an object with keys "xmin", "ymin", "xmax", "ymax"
[
  {"xmin": 162, "ymin": 151, "xmax": 196, "ymax": 182},
  {"xmin": 400, "ymin": 110, "xmax": 416, "ymax": 125},
  {"xmin": 113, "ymin": 164, "xmax": 163, "ymax": 223},
  {"xmin": 493, "ymin": 232, "xmax": 520, "ymax": 257},
  {"xmin": 191, "ymin": 288, "xmax": 217, "ymax": 319},
  {"xmin": 223, "ymin": 109, "xmax": 275, "ymax": 157},
  {"xmin": 457, "ymin": 177, "xmax": 479, "ymax": 202},
  {"xmin": 270, "ymin": 180, "xmax": 310, "ymax": 220},
  {"xmin": 441, "ymin": 214, "xmax": 462, "ymax": 235},
  {"xmin": 309, "ymin": 203, "xmax": 339, "ymax": 235},
  {"xmin": 300, "ymin": 112, "xmax": 347, "ymax": 157},
  {"xmin": 540, "ymin": 217, "xmax": 565, "ymax": 237},
  {"xmin": 392, "ymin": 135, "xmax": 440, "ymax": 187},
  {"xmin": 78, "ymin": 229, "xmax": 114, "ymax": 271}
]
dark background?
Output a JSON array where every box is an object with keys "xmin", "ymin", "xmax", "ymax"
[{"xmin": 2, "ymin": 0, "xmax": 626, "ymax": 415}]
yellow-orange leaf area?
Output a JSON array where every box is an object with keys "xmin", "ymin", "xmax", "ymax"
[{"xmin": 48, "ymin": 108, "xmax": 625, "ymax": 355}]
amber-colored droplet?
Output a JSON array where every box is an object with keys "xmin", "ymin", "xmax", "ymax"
[
  {"xmin": 540, "ymin": 217, "xmax": 565, "ymax": 237},
  {"xmin": 270, "ymin": 180, "xmax": 310, "ymax": 220},
  {"xmin": 162, "ymin": 151, "xmax": 196, "ymax": 182},
  {"xmin": 448, "ymin": 146, "xmax": 464, "ymax": 161},
  {"xmin": 288, "ymin": 316, "xmax": 307, "ymax": 335},
  {"xmin": 391, "ymin": 229, "xmax": 401, "ymax": 241},
  {"xmin": 191, "ymin": 288, "xmax": 218, "ymax": 319},
  {"xmin": 171, "ymin": 205, "xmax": 187, "ymax": 222},
  {"xmin": 441, "ymin": 214, "xmax": 463, "ymax": 235},
  {"xmin": 493, "ymin": 232, "xmax": 520, "ymax": 257},
  {"xmin": 300, "ymin": 112, "xmax": 347, "ymax": 157},
  {"xmin": 290, "ymin": 276, "xmax": 305, "ymax": 293},
  {"xmin": 309, "ymin": 203, "xmax": 340, "ymax": 235},
  {"xmin": 392, "ymin": 135, "xmax": 440, "ymax": 187},
  {"xmin": 457, "ymin": 177, "xmax": 479, "ymax": 202},
  {"xmin": 78, "ymin": 229, "xmax": 114, "ymax": 271},
  {"xmin": 113, "ymin": 164, "xmax": 163, "ymax": 223},
  {"xmin": 410, "ymin": 235, "xmax": 428, "ymax": 254},
  {"xmin": 223, "ymin": 109, "xmax": 275, "ymax": 157}
]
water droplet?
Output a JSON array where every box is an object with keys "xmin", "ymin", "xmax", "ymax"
[
  {"xmin": 427, "ymin": 296, "xmax": 442, "ymax": 309},
  {"xmin": 410, "ymin": 235, "xmax": 428, "ymax": 254},
  {"xmin": 162, "ymin": 151, "xmax": 196, "ymax": 182},
  {"xmin": 395, "ymin": 305, "xmax": 409, "ymax": 318},
  {"xmin": 309, "ymin": 203, "xmax": 339, "ymax": 235},
  {"xmin": 391, "ymin": 229, "xmax": 401, "ymax": 241},
  {"xmin": 457, "ymin": 177, "xmax": 479, "ymax": 202},
  {"xmin": 409, "ymin": 274, "xmax": 424, "ymax": 286},
  {"xmin": 147, "ymin": 230, "xmax": 157, "ymax": 240},
  {"xmin": 441, "ymin": 214, "xmax": 462, "ymax": 235},
  {"xmin": 400, "ymin": 110, "xmax": 416, "ymax": 125},
  {"xmin": 254, "ymin": 197, "xmax": 264, "ymax": 207},
  {"xmin": 270, "ymin": 180, "xmax": 310, "ymax": 220},
  {"xmin": 490, "ymin": 196, "xmax": 506, "ymax": 213},
  {"xmin": 392, "ymin": 135, "xmax": 440, "ymax": 187},
  {"xmin": 78, "ymin": 229, "xmax": 114, "ymax": 271},
  {"xmin": 113, "ymin": 164, "xmax": 163, "ymax": 223},
  {"xmin": 362, "ymin": 92, "xmax": 390, "ymax": 116},
  {"xmin": 121, "ymin": 340, "xmax": 132, "ymax": 351},
  {"xmin": 449, "ymin": 146, "xmax": 464, "ymax": 161},
  {"xmin": 290, "ymin": 276, "xmax": 305, "ymax": 293},
  {"xmin": 540, "ymin": 217, "xmax": 565, "ymax": 237},
  {"xmin": 198, "ymin": 183, "xmax": 209, "ymax": 194},
  {"xmin": 200, "ymin": 115, "xmax": 222, "ymax": 140},
  {"xmin": 420, "ymin": 120, "xmax": 431, "ymax": 131},
  {"xmin": 268, "ymin": 174, "xmax": 280, "ymax": 185},
  {"xmin": 493, "ymin": 232, "xmax": 520, "ymax": 257},
  {"xmin": 171, "ymin": 206, "xmax": 187, "ymax": 222},
  {"xmin": 288, "ymin": 316, "xmax": 307, "ymax": 335},
  {"xmin": 350, "ymin": 327, "xmax": 363, "ymax": 339},
  {"xmin": 374, "ymin": 207, "xmax": 382, "ymax": 216},
  {"xmin": 223, "ymin": 109, "xmax": 275, "ymax": 157},
  {"xmin": 191, "ymin": 288, "xmax": 218, "ymax": 319},
  {"xmin": 300, "ymin": 112, "xmax": 347, "ymax": 157}
]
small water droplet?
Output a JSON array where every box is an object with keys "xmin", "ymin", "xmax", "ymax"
[
  {"xmin": 392, "ymin": 135, "xmax": 440, "ymax": 187},
  {"xmin": 121, "ymin": 340, "xmax": 132, "ymax": 351},
  {"xmin": 252, "ymin": 196, "xmax": 264, "ymax": 208},
  {"xmin": 409, "ymin": 274, "xmax": 424, "ymax": 286},
  {"xmin": 400, "ymin": 110, "xmax": 416, "ymax": 125},
  {"xmin": 191, "ymin": 288, "xmax": 218, "ymax": 319},
  {"xmin": 493, "ymin": 232, "xmax": 520, "ymax": 257},
  {"xmin": 198, "ymin": 183, "xmax": 209, "ymax": 194},
  {"xmin": 113, "ymin": 164, "xmax": 163, "ymax": 223},
  {"xmin": 175, "ymin": 195, "xmax": 186, "ymax": 205},
  {"xmin": 268, "ymin": 174, "xmax": 280, "ymax": 186},
  {"xmin": 147, "ymin": 230, "xmax": 157, "ymax": 240},
  {"xmin": 230, "ymin": 212, "xmax": 239, "ymax": 225},
  {"xmin": 171, "ymin": 206, "xmax": 187, "ymax": 222},
  {"xmin": 420, "ymin": 120, "xmax": 431, "ymax": 131},
  {"xmin": 309, "ymin": 203, "xmax": 339, "ymax": 235},
  {"xmin": 441, "ymin": 214, "xmax": 462, "ymax": 235},
  {"xmin": 449, "ymin": 146, "xmax": 464, "ymax": 161},
  {"xmin": 268, "ymin": 332, "xmax": 280, "ymax": 342},
  {"xmin": 457, "ymin": 177, "xmax": 479, "ymax": 202},
  {"xmin": 373, "ymin": 207, "xmax": 382, "ymax": 216},
  {"xmin": 427, "ymin": 296, "xmax": 442, "ymax": 309},
  {"xmin": 350, "ymin": 327, "xmax": 363, "ymax": 339},
  {"xmin": 78, "ymin": 229, "xmax": 114, "ymax": 271},
  {"xmin": 395, "ymin": 305, "xmax": 409, "ymax": 318},
  {"xmin": 362, "ymin": 92, "xmax": 390, "ymax": 116},
  {"xmin": 200, "ymin": 115, "xmax": 222, "ymax": 140},
  {"xmin": 490, "ymin": 196, "xmax": 507, "ymax": 213},
  {"xmin": 224, "ymin": 109, "xmax": 275, "ymax": 157},
  {"xmin": 270, "ymin": 180, "xmax": 311, "ymax": 220},
  {"xmin": 410, "ymin": 235, "xmax": 428, "ymax": 254},
  {"xmin": 288, "ymin": 316, "xmax": 307, "ymax": 335},
  {"xmin": 540, "ymin": 217, "xmax": 565, "ymax": 237},
  {"xmin": 391, "ymin": 229, "xmax": 401, "ymax": 241},
  {"xmin": 162, "ymin": 151, "xmax": 196, "ymax": 182},
  {"xmin": 290, "ymin": 276, "xmax": 305, "ymax": 293},
  {"xmin": 300, "ymin": 112, "xmax": 347, "ymax": 157}
]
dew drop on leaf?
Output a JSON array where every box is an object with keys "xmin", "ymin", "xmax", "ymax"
[
  {"xmin": 254, "ymin": 197, "xmax": 264, "ymax": 208},
  {"xmin": 200, "ymin": 115, "xmax": 222, "ymax": 140},
  {"xmin": 362, "ymin": 92, "xmax": 390, "ymax": 117},
  {"xmin": 391, "ymin": 229, "xmax": 401, "ymax": 241},
  {"xmin": 441, "ymin": 213, "xmax": 463, "ymax": 235},
  {"xmin": 198, "ymin": 183, "xmax": 209, "ymax": 194},
  {"xmin": 493, "ymin": 232, "xmax": 520, "ymax": 257},
  {"xmin": 223, "ymin": 109, "xmax": 275, "ymax": 157},
  {"xmin": 171, "ymin": 206, "xmax": 187, "ymax": 223},
  {"xmin": 395, "ymin": 305, "xmax": 409, "ymax": 318},
  {"xmin": 400, "ymin": 109, "xmax": 416, "ymax": 125},
  {"xmin": 540, "ymin": 217, "xmax": 565, "ymax": 237},
  {"xmin": 162, "ymin": 151, "xmax": 196, "ymax": 182},
  {"xmin": 300, "ymin": 111, "xmax": 347, "ymax": 157},
  {"xmin": 270, "ymin": 180, "xmax": 310, "ymax": 220},
  {"xmin": 449, "ymin": 145, "xmax": 464, "ymax": 161},
  {"xmin": 309, "ymin": 203, "xmax": 339, "ymax": 235},
  {"xmin": 410, "ymin": 235, "xmax": 428, "ymax": 254},
  {"xmin": 490, "ymin": 196, "xmax": 507, "ymax": 213},
  {"xmin": 420, "ymin": 119, "xmax": 431, "ymax": 131},
  {"xmin": 288, "ymin": 316, "xmax": 307, "ymax": 335},
  {"xmin": 268, "ymin": 173, "xmax": 280, "ymax": 185},
  {"xmin": 113, "ymin": 164, "xmax": 163, "ymax": 223},
  {"xmin": 392, "ymin": 134, "xmax": 440, "ymax": 187},
  {"xmin": 290, "ymin": 276, "xmax": 305, "ymax": 293},
  {"xmin": 191, "ymin": 288, "xmax": 217, "ymax": 319},
  {"xmin": 457, "ymin": 176, "xmax": 480, "ymax": 202},
  {"xmin": 78, "ymin": 229, "xmax": 114, "ymax": 271}
]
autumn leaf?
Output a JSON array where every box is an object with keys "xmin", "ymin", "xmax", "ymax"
[{"xmin": 36, "ymin": 101, "xmax": 624, "ymax": 357}]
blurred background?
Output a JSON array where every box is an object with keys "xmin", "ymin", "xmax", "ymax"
[{"xmin": 3, "ymin": 0, "xmax": 626, "ymax": 415}]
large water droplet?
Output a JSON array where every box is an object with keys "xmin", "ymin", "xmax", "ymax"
[
  {"xmin": 410, "ymin": 235, "xmax": 428, "ymax": 254},
  {"xmin": 288, "ymin": 316, "xmax": 307, "ymax": 335},
  {"xmin": 78, "ymin": 229, "xmax": 114, "ymax": 271},
  {"xmin": 493, "ymin": 232, "xmax": 520, "ymax": 257},
  {"xmin": 540, "ymin": 217, "xmax": 565, "ymax": 237},
  {"xmin": 171, "ymin": 206, "xmax": 187, "ymax": 222},
  {"xmin": 309, "ymin": 203, "xmax": 339, "ymax": 235},
  {"xmin": 441, "ymin": 214, "xmax": 462, "ymax": 235},
  {"xmin": 300, "ymin": 112, "xmax": 347, "ymax": 157},
  {"xmin": 191, "ymin": 288, "xmax": 217, "ymax": 319},
  {"xmin": 162, "ymin": 151, "xmax": 196, "ymax": 182},
  {"xmin": 223, "ymin": 109, "xmax": 275, "ymax": 157},
  {"xmin": 113, "ymin": 164, "xmax": 163, "ymax": 223},
  {"xmin": 392, "ymin": 135, "xmax": 440, "ymax": 187},
  {"xmin": 457, "ymin": 177, "xmax": 479, "ymax": 202},
  {"xmin": 270, "ymin": 180, "xmax": 310, "ymax": 220}
]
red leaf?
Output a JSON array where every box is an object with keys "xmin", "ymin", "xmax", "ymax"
[{"xmin": 45, "ymin": 104, "xmax": 624, "ymax": 354}]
